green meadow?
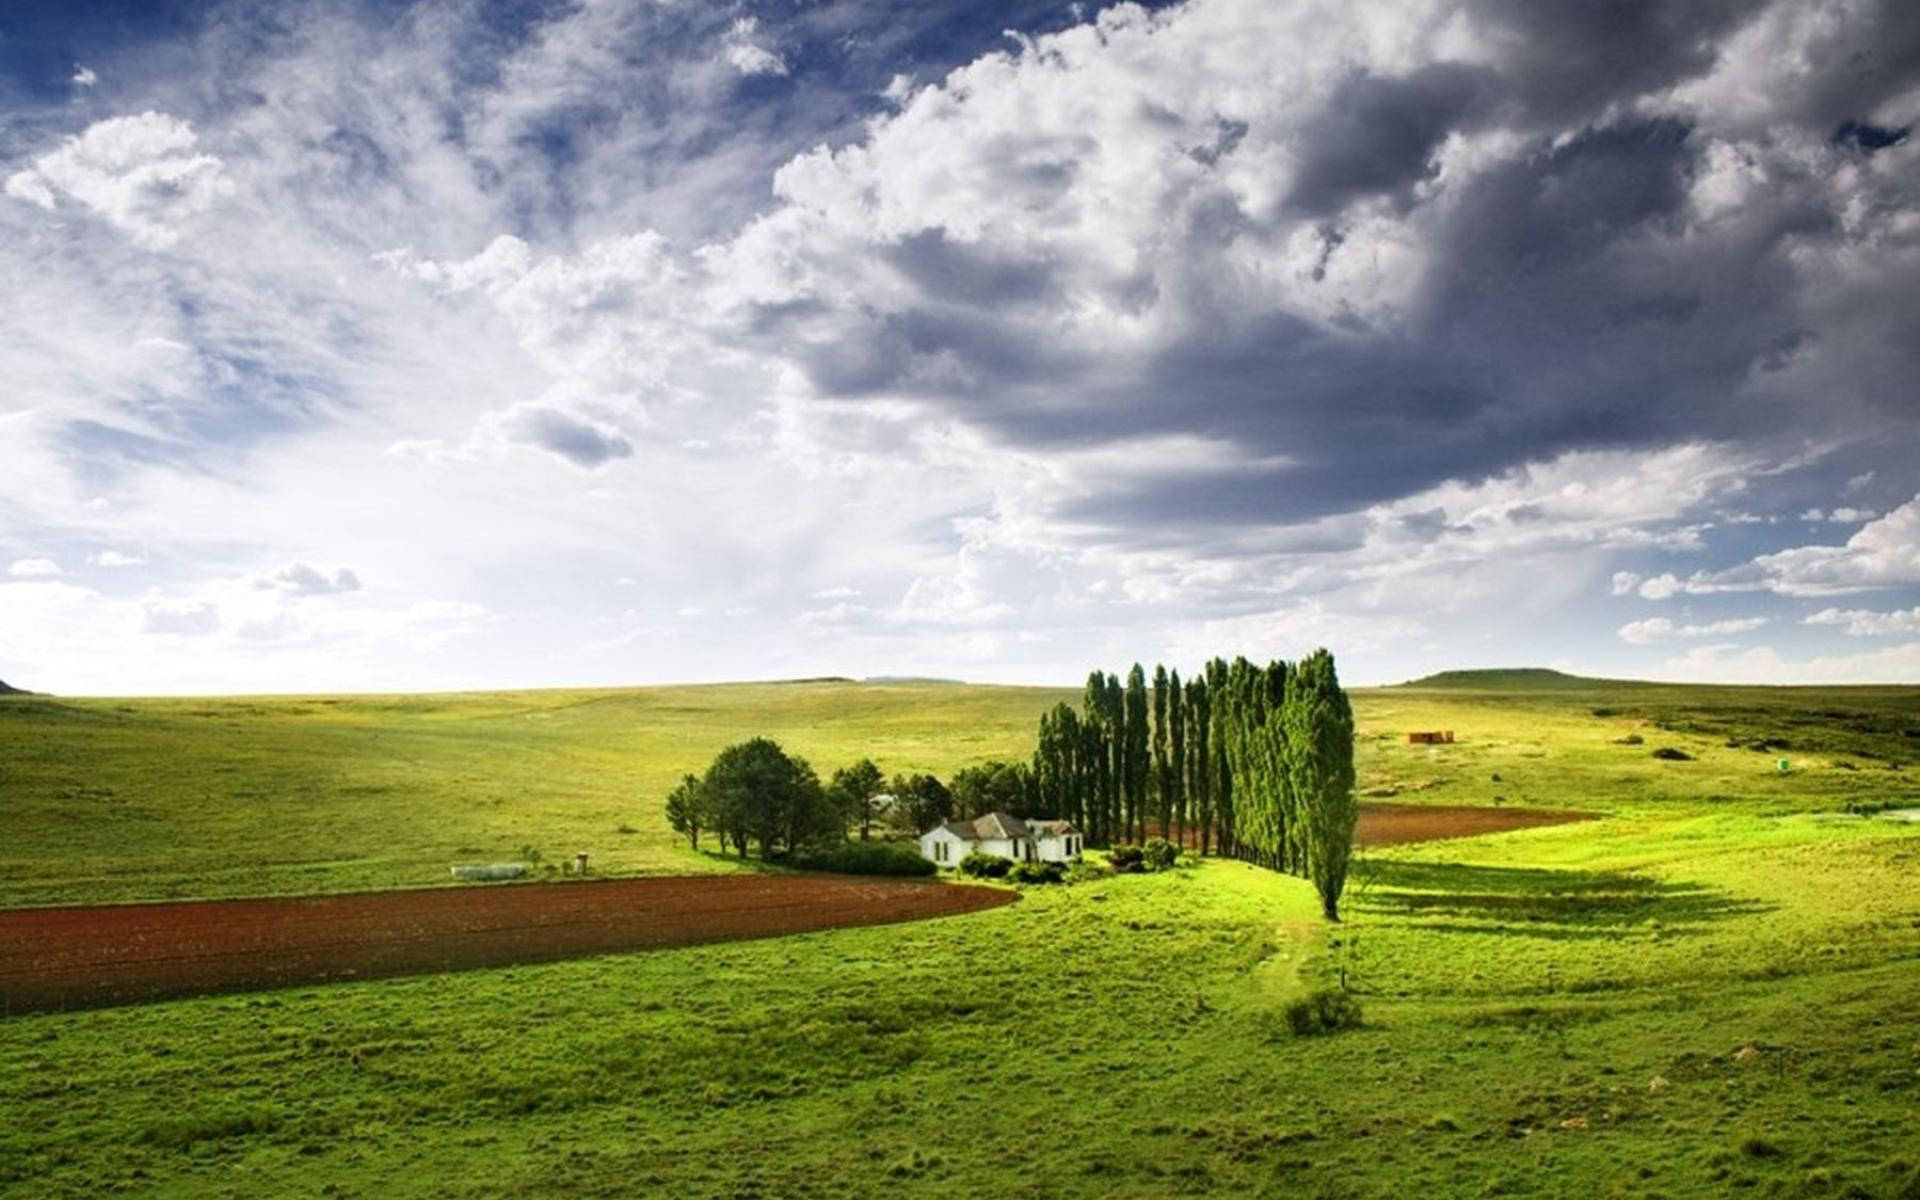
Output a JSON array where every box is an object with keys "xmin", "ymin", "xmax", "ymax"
[{"xmin": 3, "ymin": 673, "xmax": 1919, "ymax": 1198}]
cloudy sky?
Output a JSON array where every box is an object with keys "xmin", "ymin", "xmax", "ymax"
[{"xmin": 2, "ymin": 0, "xmax": 1918, "ymax": 694}]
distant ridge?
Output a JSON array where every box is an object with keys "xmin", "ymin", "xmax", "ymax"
[
  {"xmin": 0, "ymin": 679, "xmax": 30, "ymax": 695},
  {"xmin": 1397, "ymin": 668, "xmax": 1640, "ymax": 689},
  {"xmin": 862, "ymin": 675, "xmax": 965, "ymax": 685}
]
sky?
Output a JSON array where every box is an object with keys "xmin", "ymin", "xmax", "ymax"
[{"xmin": 1, "ymin": 0, "xmax": 1918, "ymax": 695}]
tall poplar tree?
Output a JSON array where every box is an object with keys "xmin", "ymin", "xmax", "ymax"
[
  {"xmin": 1186, "ymin": 674, "xmax": 1210, "ymax": 854},
  {"xmin": 1285, "ymin": 648, "xmax": 1358, "ymax": 920},
  {"xmin": 1151, "ymin": 664, "xmax": 1171, "ymax": 841},
  {"xmin": 1105, "ymin": 671, "xmax": 1127, "ymax": 842},
  {"xmin": 1168, "ymin": 668, "xmax": 1186, "ymax": 847},
  {"xmin": 1124, "ymin": 664, "xmax": 1149, "ymax": 843}
]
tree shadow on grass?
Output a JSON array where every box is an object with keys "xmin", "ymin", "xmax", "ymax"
[{"xmin": 1354, "ymin": 860, "xmax": 1772, "ymax": 938}]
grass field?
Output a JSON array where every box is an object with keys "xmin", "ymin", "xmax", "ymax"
[{"xmin": 3, "ymin": 673, "xmax": 1920, "ymax": 1198}]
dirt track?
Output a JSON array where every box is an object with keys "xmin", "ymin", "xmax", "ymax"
[
  {"xmin": 1357, "ymin": 802, "xmax": 1594, "ymax": 847},
  {"xmin": 0, "ymin": 875, "xmax": 1015, "ymax": 1016}
]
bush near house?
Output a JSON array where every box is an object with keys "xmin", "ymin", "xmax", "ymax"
[
  {"xmin": 1008, "ymin": 859, "xmax": 1065, "ymax": 885},
  {"xmin": 957, "ymin": 851, "xmax": 1012, "ymax": 879},
  {"xmin": 1142, "ymin": 837, "xmax": 1178, "ymax": 871},
  {"xmin": 788, "ymin": 842, "xmax": 935, "ymax": 878}
]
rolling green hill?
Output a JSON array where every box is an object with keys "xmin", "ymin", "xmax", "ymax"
[{"xmin": 2, "ymin": 674, "xmax": 1918, "ymax": 1198}]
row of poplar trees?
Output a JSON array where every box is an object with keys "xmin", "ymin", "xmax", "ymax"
[{"xmin": 1030, "ymin": 648, "xmax": 1357, "ymax": 919}]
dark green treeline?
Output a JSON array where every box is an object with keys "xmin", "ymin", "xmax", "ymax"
[{"xmin": 1031, "ymin": 648, "xmax": 1357, "ymax": 919}]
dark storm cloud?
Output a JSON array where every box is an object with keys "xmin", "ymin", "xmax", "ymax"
[
  {"xmin": 761, "ymin": 0, "xmax": 1920, "ymax": 538},
  {"xmin": 1285, "ymin": 63, "xmax": 1492, "ymax": 217},
  {"xmin": 1458, "ymin": 0, "xmax": 1767, "ymax": 125}
]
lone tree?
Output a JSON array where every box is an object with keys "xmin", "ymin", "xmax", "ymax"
[
  {"xmin": 828, "ymin": 758, "xmax": 888, "ymax": 840},
  {"xmin": 697, "ymin": 737, "xmax": 836, "ymax": 859},
  {"xmin": 664, "ymin": 773, "xmax": 706, "ymax": 850},
  {"xmin": 1285, "ymin": 649, "xmax": 1358, "ymax": 920}
]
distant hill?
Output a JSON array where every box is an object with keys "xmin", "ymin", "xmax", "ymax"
[
  {"xmin": 0, "ymin": 679, "xmax": 29, "ymax": 695},
  {"xmin": 862, "ymin": 675, "xmax": 966, "ymax": 685},
  {"xmin": 1395, "ymin": 668, "xmax": 1639, "ymax": 690}
]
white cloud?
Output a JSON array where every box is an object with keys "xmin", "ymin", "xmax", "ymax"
[
  {"xmin": 260, "ymin": 563, "xmax": 362, "ymax": 595},
  {"xmin": 1610, "ymin": 571, "xmax": 1642, "ymax": 595},
  {"xmin": 1805, "ymin": 605, "xmax": 1920, "ymax": 636},
  {"xmin": 1638, "ymin": 573, "xmax": 1683, "ymax": 599},
  {"xmin": 1618, "ymin": 615, "xmax": 1768, "ymax": 643},
  {"xmin": 142, "ymin": 598, "xmax": 219, "ymax": 635},
  {"xmin": 8, "ymin": 558, "xmax": 63, "ymax": 577},
  {"xmin": 4, "ymin": 112, "xmax": 233, "ymax": 248},
  {"xmin": 72, "ymin": 66, "xmax": 98, "ymax": 88},
  {"xmin": 1652, "ymin": 641, "xmax": 1920, "ymax": 686},
  {"xmin": 722, "ymin": 19, "xmax": 788, "ymax": 77},
  {"xmin": 1802, "ymin": 506, "xmax": 1876, "ymax": 523},
  {"xmin": 91, "ymin": 550, "xmax": 146, "ymax": 567},
  {"xmin": 1698, "ymin": 494, "xmax": 1920, "ymax": 596}
]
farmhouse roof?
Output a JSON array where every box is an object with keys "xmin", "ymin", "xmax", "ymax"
[{"xmin": 934, "ymin": 811, "xmax": 1080, "ymax": 840}]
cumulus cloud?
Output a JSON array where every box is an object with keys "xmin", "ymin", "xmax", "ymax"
[
  {"xmin": 8, "ymin": 558, "xmax": 63, "ymax": 577},
  {"xmin": 1618, "ymin": 615, "xmax": 1768, "ymax": 644},
  {"xmin": 1805, "ymin": 605, "xmax": 1920, "ymax": 636},
  {"xmin": 722, "ymin": 18, "xmax": 788, "ymax": 77},
  {"xmin": 1802, "ymin": 507, "xmax": 1877, "ymax": 523},
  {"xmin": 1696, "ymin": 495, "xmax": 1920, "ymax": 596},
  {"xmin": 72, "ymin": 66, "xmax": 98, "ymax": 88},
  {"xmin": 91, "ymin": 550, "xmax": 146, "ymax": 567},
  {"xmin": 4, "ymin": 112, "xmax": 233, "ymax": 248},
  {"xmin": 1638, "ymin": 574, "xmax": 1684, "ymax": 600},
  {"xmin": 1652, "ymin": 641, "xmax": 1920, "ymax": 686},
  {"xmin": 261, "ymin": 563, "xmax": 362, "ymax": 596},
  {"xmin": 6, "ymin": 0, "xmax": 1920, "ymax": 690}
]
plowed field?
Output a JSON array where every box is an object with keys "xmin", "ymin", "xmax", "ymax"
[
  {"xmin": 1357, "ymin": 801, "xmax": 1593, "ymax": 846},
  {"xmin": 0, "ymin": 875, "xmax": 1015, "ymax": 1015}
]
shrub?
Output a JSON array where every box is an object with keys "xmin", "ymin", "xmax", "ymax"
[
  {"xmin": 1063, "ymin": 858, "xmax": 1109, "ymax": 885},
  {"xmin": 957, "ymin": 851, "xmax": 1011, "ymax": 879},
  {"xmin": 1142, "ymin": 837, "xmax": 1178, "ymax": 871},
  {"xmin": 1109, "ymin": 844, "xmax": 1145, "ymax": 873},
  {"xmin": 1651, "ymin": 747, "xmax": 1694, "ymax": 761},
  {"xmin": 1613, "ymin": 733, "xmax": 1644, "ymax": 745},
  {"xmin": 1008, "ymin": 859, "xmax": 1065, "ymax": 885},
  {"xmin": 788, "ymin": 841, "xmax": 936, "ymax": 878},
  {"xmin": 1283, "ymin": 988, "xmax": 1364, "ymax": 1037}
]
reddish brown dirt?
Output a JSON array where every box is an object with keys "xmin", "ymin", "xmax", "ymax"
[
  {"xmin": 0, "ymin": 875, "xmax": 1015, "ymax": 1016},
  {"xmin": 1356, "ymin": 802, "xmax": 1595, "ymax": 848}
]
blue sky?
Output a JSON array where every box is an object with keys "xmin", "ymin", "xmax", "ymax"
[{"xmin": 2, "ymin": 0, "xmax": 1918, "ymax": 694}]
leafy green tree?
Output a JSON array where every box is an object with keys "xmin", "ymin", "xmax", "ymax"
[
  {"xmin": 1284, "ymin": 648, "xmax": 1357, "ymax": 920},
  {"xmin": 1168, "ymin": 668, "xmax": 1186, "ymax": 848},
  {"xmin": 951, "ymin": 760, "xmax": 1034, "ymax": 819},
  {"xmin": 664, "ymin": 773, "xmax": 706, "ymax": 851},
  {"xmin": 1124, "ymin": 664, "xmax": 1149, "ymax": 843},
  {"xmin": 888, "ymin": 772, "xmax": 955, "ymax": 835},
  {"xmin": 1152, "ymin": 664, "xmax": 1171, "ymax": 841},
  {"xmin": 702, "ymin": 738, "xmax": 834, "ymax": 859},
  {"xmin": 828, "ymin": 759, "xmax": 888, "ymax": 841},
  {"xmin": 1100, "ymin": 671, "xmax": 1126, "ymax": 844},
  {"xmin": 1185, "ymin": 673, "xmax": 1211, "ymax": 854}
]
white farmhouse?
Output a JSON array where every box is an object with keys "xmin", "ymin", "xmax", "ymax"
[{"xmin": 919, "ymin": 811, "xmax": 1084, "ymax": 867}]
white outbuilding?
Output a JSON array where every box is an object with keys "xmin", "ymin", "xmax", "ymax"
[{"xmin": 919, "ymin": 811, "xmax": 1084, "ymax": 867}]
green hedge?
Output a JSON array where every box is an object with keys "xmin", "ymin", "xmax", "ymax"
[{"xmin": 789, "ymin": 841, "xmax": 936, "ymax": 878}]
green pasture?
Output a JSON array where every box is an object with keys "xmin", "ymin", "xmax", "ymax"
[
  {"xmin": 2, "ymin": 673, "xmax": 1919, "ymax": 1197},
  {"xmin": 0, "ymin": 681, "xmax": 1063, "ymax": 905}
]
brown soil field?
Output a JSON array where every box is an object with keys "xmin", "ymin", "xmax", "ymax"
[
  {"xmin": 1356, "ymin": 801, "xmax": 1594, "ymax": 847},
  {"xmin": 0, "ymin": 874, "xmax": 1015, "ymax": 1016}
]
